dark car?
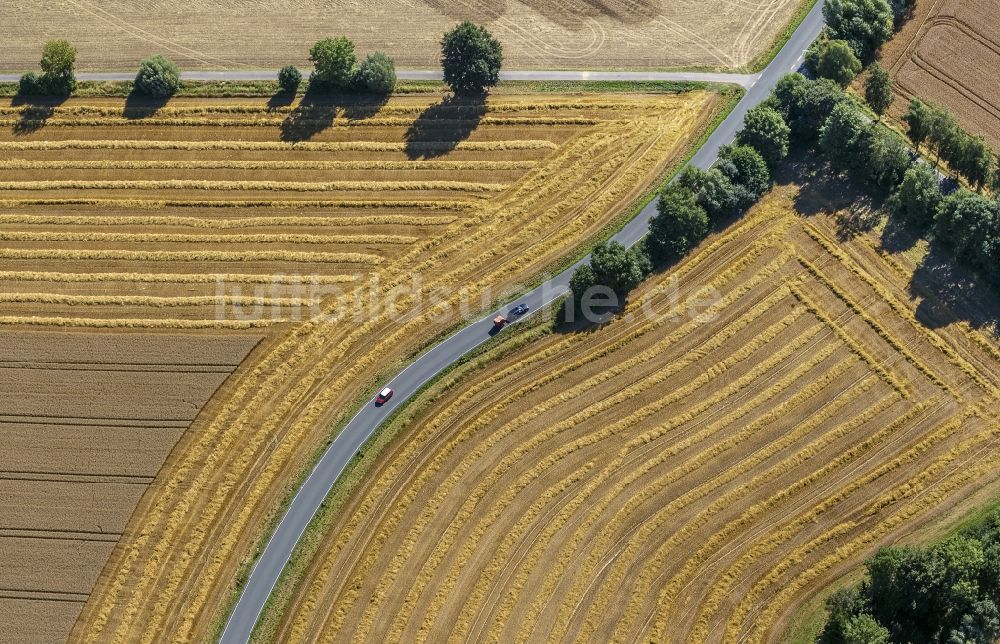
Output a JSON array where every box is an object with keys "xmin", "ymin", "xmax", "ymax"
[{"xmin": 510, "ymin": 304, "xmax": 529, "ymax": 316}]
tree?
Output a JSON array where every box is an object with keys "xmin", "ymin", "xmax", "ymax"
[
  {"xmin": 928, "ymin": 104, "xmax": 961, "ymax": 168},
  {"xmin": 440, "ymin": 21, "xmax": 503, "ymax": 96},
  {"xmin": 309, "ymin": 36, "xmax": 357, "ymax": 90},
  {"xmin": 955, "ymin": 134, "xmax": 993, "ymax": 190},
  {"xmin": 133, "ymin": 55, "xmax": 181, "ymax": 98},
  {"xmin": 903, "ymin": 98, "xmax": 933, "ymax": 152},
  {"xmin": 819, "ymin": 101, "xmax": 871, "ymax": 175},
  {"xmin": 589, "ymin": 240, "xmax": 650, "ymax": 297},
  {"xmin": 354, "ymin": 51, "xmax": 396, "ymax": 94},
  {"xmin": 569, "ymin": 263, "xmax": 597, "ymax": 302},
  {"xmin": 39, "ymin": 39, "xmax": 77, "ymax": 94},
  {"xmin": 772, "ymin": 72, "xmax": 807, "ymax": 120},
  {"xmin": 787, "ymin": 78, "xmax": 847, "ymax": 143},
  {"xmin": 647, "ymin": 185, "xmax": 710, "ymax": 264},
  {"xmin": 718, "ymin": 144, "xmax": 771, "ymax": 206},
  {"xmin": 865, "ymin": 62, "xmax": 893, "ymax": 119},
  {"xmin": 824, "ymin": 0, "xmax": 895, "ymax": 61},
  {"xmin": 866, "ymin": 128, "xmax": 912, "ymax": 193},
  {"xmin": 842, "ymin": 614, "xmax": 890, "ymax": 644},
  {"xmin": 889, "ymin": 0, "xmax": 917, "ymax": 27},
  {"xmin": 278, "ymin": 65, "xmax": 302, "ymax": 93},
  {"xmin": 892, "ymin": 164, "xmax": 941, "ymax": 229},
  {"xmin": 737, "ymin": 104, "xmax": 790, "ymax": 167},
  {"xmin": 807, "ymin": 39, "xmax": 862, "ymax": 87},
  {"xmin": 934, "ymin": 189, "xmax": 996, "ymax": 264}
]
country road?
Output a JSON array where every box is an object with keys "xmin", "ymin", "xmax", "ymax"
[
  {"xmin": 0, "ymin": 69, "xmax": 760, "ymax": 89},
  {"xmin": 219, "ymin": 2, "xmax": 825, "ymax": 641}
]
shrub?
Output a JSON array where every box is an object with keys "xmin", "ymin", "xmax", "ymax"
[
  {"xmin": 718, "ymin": 144, "xmax": 771, "ymax": 207},
  {"xmin": 902, "ymin": 98, "xmax": 933, "ymax": 152},
  {"xmin": 647, "ymin": 185, "xmax": 710, "ymax": 265},
  {"xmin": 354, "ymin": 51, "xmax": 396, "ymax": 94},
  {"xmin": 891, "ymin": 164, "xmax": 941, "ymax": 229},
  {"xmin": 934, "ymin": 189, "xmax": 997, "ymax": 264},
  {"xmin": 278, "ymin": 65, "xmax": 302, "ymax": 93},
  {"xmin": 823, "ymin": 0, "xmax": 894, "ymax": 61},
  {"xmin": 678, "ymin": 165, "xmax": 741, "ymax": 222},
  {"xmin": 38, "ymin": 39, "xmax": 76, "ymax": 94},
  {"xmin": 309, "ymin": 36, "xmax": 357, "ymax": 90},
  {"xmin": 864, "ymin": 62, "xmax": 893, "ymax": 118},
  {"xmin": 440, "ymin": 21, "xmax": 503, "ymax": 96},
  {"xmin": 772, "ymin": 72, "xmax": 807, "ymax": 120},
  {"xmin": 133, "ymin": 55, "xmax": 181, "ymax": 98},
  {"xmin": 589, "ymin": 240, "xmax": 650, "ymax": 297},
  {"xmin": 956, "ymin": 134, "xmax": 994, "ymax": 190},
  {"xmin": 806, "ymin": 38, "xmax": 862, "ymax": 87},
  {"xmin": 737, "ymin": 104, "xmax": 790, "ymax": 168},
  {"xmin": 18, "ymin": 72, "xmax": 42, "ymax": 96},
  {"xmin": 820, "ymin": 102, "xmax": 871, "ymax": 178},
  {"xmin": 787, "ymin": 78, "xmax": 846, "ymax": 144},
  {"xmin": 866, "ymin": 128, "xmax": 912, "ymax": 193},
  {"xmin": 569, "ymin": 263, "xmax": 597, "ymax": 302}
]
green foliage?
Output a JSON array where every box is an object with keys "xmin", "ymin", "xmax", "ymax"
[
  {"xmin": 928, "ymin": 104, "xmax": 962, "ymax": 166},
  {"xmin": 309, "ymin": 36, "xmax": 357, "ymax": 90},
  {"xmin": 819, "ymin": 101, "xmax": 871, "ymax": 176},
  {"xmin": 737, "ymin": 104, "xmax": 790, "ymax": 167},
  {"xmin": 889, "ymin": 0, "xmax": 917, "ymax": 27},
  {"xmin": 133, "ymin": 55, "xmax": 181, "ymax": 98},
  {"xmin": 842, "ymin": 614, "xmax": 890, "ymax": 644},
  {"xmin": 934, "ymin": 189, "xmax": 999, "ymax": 270},
  {"xmin": 354, "ymin": 51, "xmax": 396, "ymax": 94},
  {"xmin": 718, "ymin": 144, "xmax": 772, "ymax": 206},
  {"xmin": 678, "ymin": 165, "xmax": 741, "ymax": 222},
  {"xmin": 569, "ymin": 263, "xmax": 596, "ymax": 302},
  {"xmin": 956, "ymin": 134, "xmax": 994, "ymax": 191},
  {"xmin": 806, "ymin": 39, "xmax": 862, "ymax": 87},
  {"xmin": 647, "ymin": 185, "xmax": 710, "ymax": 265},
  {"xmin": 589, "ymin": 240, "xmax": 651, "ymax": 297},
  {"xmin": 277, "ymin": 65, "xmax": 302, "ymax": 93},
  {"xmin": 866, "ymin": 127, "xmax": 912, "ymax": 193},
  {"xmin": 864, "ymin": 62, "xmax": 894, "ymax": 118},
  {"xmin": 892, "ymin": 164, "xmax": 941, "ymax": 229},
  {"xmin": 821, "ymin": 508, "xmax": 1000, "ymax": 644},
  {"xmin": 18, "ymin": 40, "xmax": 77, "ymax": 95},
  {"xmin": 786, "ymin": 77, "xmax": 848, "ymax": 144},
  {"xmin": 823, "ymin": 0, "xmax": 895, "ymax": 61},
  {"xmin": 440, "ymin": 21, "xmax": 503, "ymax": 96},
  {"xmin": 903, "ymin": 98, "xmax": 934, "ymax": 151}
]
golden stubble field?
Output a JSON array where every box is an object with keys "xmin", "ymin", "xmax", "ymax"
[
  {"xmin": 275, "ymin": 180, "xmax": 1000, "ymax": 643},
  {"xmin": 0, "ymin": 88, "xmax": 722, "ymax": 641},
  {"xmin": 878, "ymin": 0, "xmax": 1000, "ymax": 148},
  {"xmin": 2, "ymin": 0, "xmax": 805, "ymax": 71}
]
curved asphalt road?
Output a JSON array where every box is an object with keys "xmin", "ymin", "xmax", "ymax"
[{"xmin": 219, "ymin": 3, "xmax": 824, "ymax": 641}]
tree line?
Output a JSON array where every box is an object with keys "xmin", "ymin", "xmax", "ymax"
[
  {"xmin": 569, "ymin": 0, "xmax": 999, "ymax": 316},
  {"xmin": 819, "ymin": 507, "xmax": 1000, "ymax": 644},
  {"xmin": 15, "ymin": 21, "xmax": 504, "ymax": 99}
]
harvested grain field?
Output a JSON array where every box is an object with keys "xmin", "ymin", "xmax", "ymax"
[
  {"xmin": 0, "ymin": 89, "xmax": 726, "ymax": 642},
  {"xmin": 878, "ymin": 0, "xmax": 1000, "ymax": 148},
  {"xmin": 0, "ymin": 331, "xmax": 261, "ymax": 644},
  {"xmin": 273, "ymin": 174, "xmax": 1000, "ymax": 644},
  {"xmin": 1, "ymin": 0, "xmax": 807, "ymax": 72}
]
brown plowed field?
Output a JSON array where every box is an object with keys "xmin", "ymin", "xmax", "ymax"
[
  {"xmin": 277, "ymin": 177, "xmax": 1000, "ymax": 643},
  {"xmin": 1, "ymin": 0, "xmax": 806, "ymax": 72},
  {"xmin": 0, "ymin": 90, "xmax": 722, "ymax": 642},
  {"xmin": 0, "ymin": 331, "xmax": 261, "ymax": 643},
  {"xmin": 879, "ymin": 0, "xmax": 1000, "ymax": 148}
]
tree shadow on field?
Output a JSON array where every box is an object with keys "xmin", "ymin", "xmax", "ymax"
[
  {"xmin": 122, "ymin": 90, "xmax": 171, "ymax": 119},
  {"xmin": 910, "ymin": 239, "xmax": 1000, "ymax": 334},
  {"xmin": 279, "ymin": 89, "xmax": 389, "ymax": 143},
  {"xmin": 10, "ymin": 93, "xmax": 68, "ymax": 135},
  {"xmin": 404, "ymin": 95, "xmax": 487, "ymax": 160},
  {"xmin": 266, "ymin": 89, "xmax": 296, "ymax": 112}
]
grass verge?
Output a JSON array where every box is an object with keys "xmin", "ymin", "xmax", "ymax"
[
  {"xmin": 192, "ymin": 81, "xmax": 743, "ymax": 641},
  {"xmin": 745, "ymin": 0, "xmax": 820, "ymax": 73}
]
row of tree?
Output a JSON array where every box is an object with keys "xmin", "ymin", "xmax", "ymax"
[
  {"xmin": 820, "ymin": 507, "xmax": 1000, "ymax": 644},
  {"xmin": 16, "ymin": 22, "xmax": 503, "ymax": 100},
  {"xmin": 903, "ymin": 98, "xmax": 996, "ymax": 190}
]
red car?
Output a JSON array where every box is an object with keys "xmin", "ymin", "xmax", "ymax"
[{"xmin": 375, "ymin": 387, "xmax": 393, "ymax": 404}]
